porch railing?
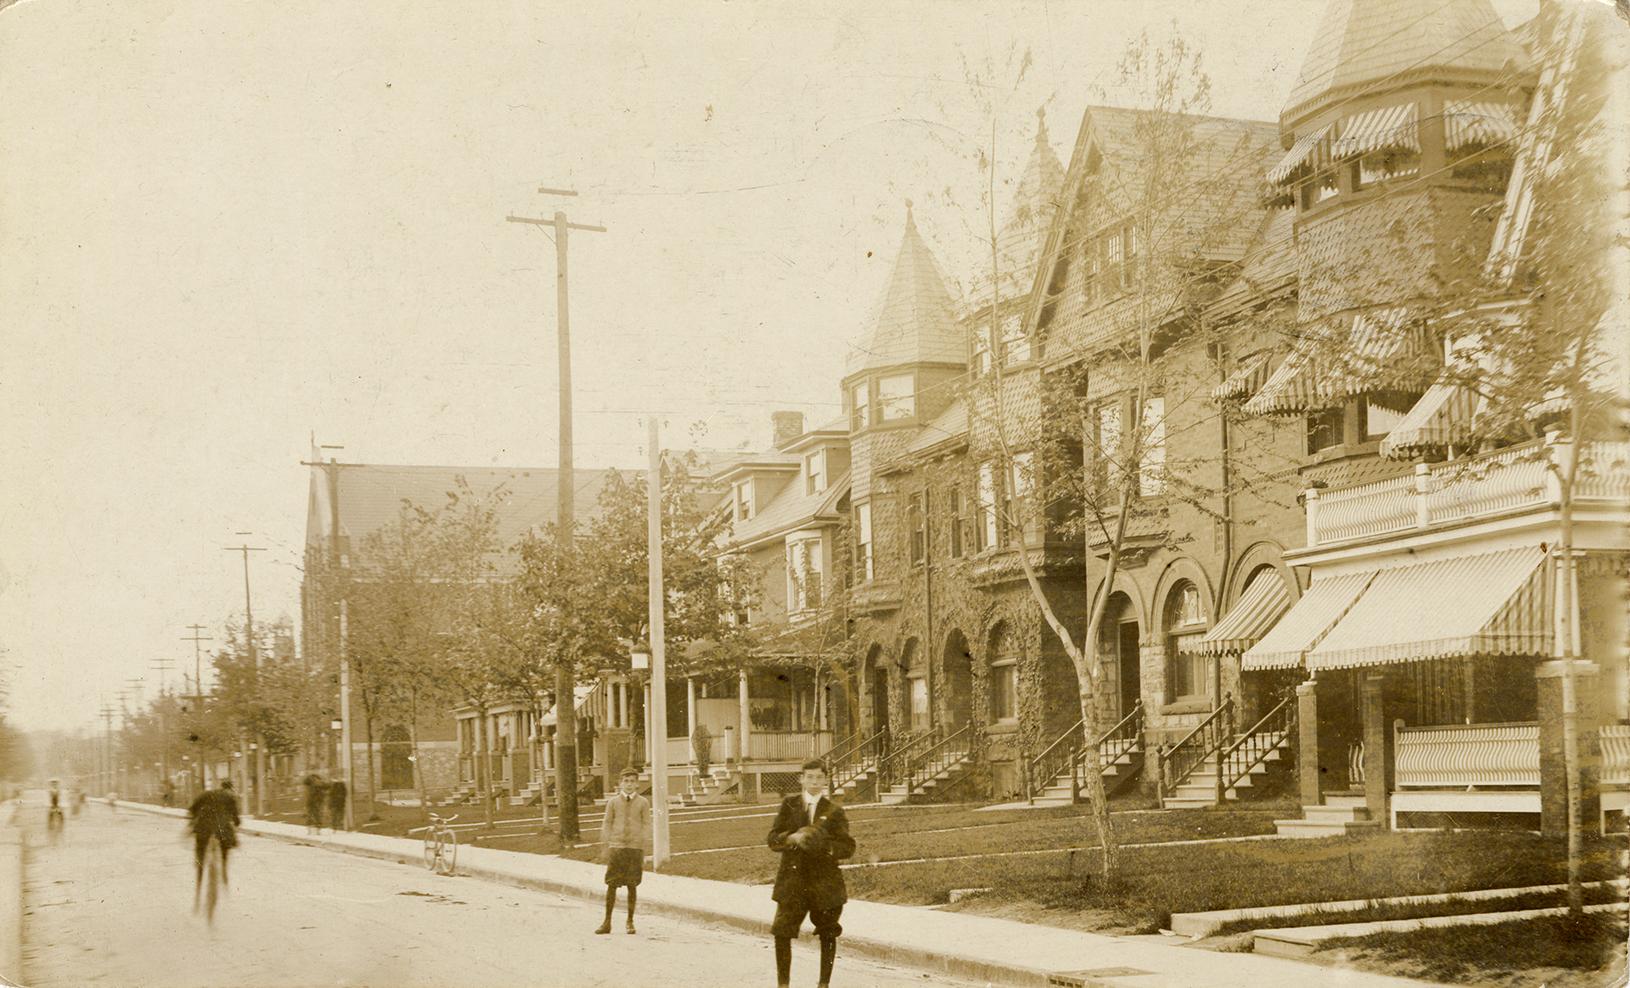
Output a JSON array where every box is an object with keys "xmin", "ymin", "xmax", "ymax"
[
  {"xmin": 1307, "ymin": 440, "xmax": 1628, "ymax": 547},
  {"xmin": 1601, "ymin": 725, "xmax": 1630, "ymax": 787},
  {"xmin": 903, "ymin": 724, "xmax": 973, "ymax": 797},
  {"xmin": 1025, "ymin": 717, "xmax": 1083, "ymax": 804},
  {"xmin": 747, "ymin": 730, "xmax": 835, "ymax": 762},
  {"xmin": 1214, "ymin": 694, "xmax": 1295, "ymax": 802},
  {"xmin": 1071, "ymin": 701, "xmax": 1146, "ymax": 802},
  {"xmin": 1393, "ymin": 721, "xmax": 1539, "ymax": 788},
  {"xmin": 1348, "ymin": 740, "xmax": 1365, "ymax": 785},
  {"xmin": 1156, "ymin": 695, "xmax": 1235, "ymax": 798}
]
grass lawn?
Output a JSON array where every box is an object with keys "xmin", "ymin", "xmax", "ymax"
[
  {"xmin": 1315, "ymin": 912, "xmax": 1628, "ymax": 988},
  {"xmin": 943, "ymin": 831, "xmax": 1623, "ymax": 935},
  {"xmin": 1212, "ymin": 884, "xmax": 1626, "ymax": 935}
]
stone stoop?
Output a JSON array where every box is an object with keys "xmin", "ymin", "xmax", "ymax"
[
  {"xmin": 834, "ymin": 761, "xmax": 879, "ymax": 804},
  {"xmin": 1273, "ymin": 794, "xmax": 1380, "ymax": 838},
  {"xmin": 1030, "ymin": 748, "xmax": 1145, "ymax": 808}
]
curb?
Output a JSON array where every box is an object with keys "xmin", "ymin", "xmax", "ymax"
[
  {"xmin": 1, "ymin": 812, "xmax": 23, "ymax": 986},
  {"xmin": 112, "ymin": 799, "xmax": 1061, "ymax": 986}
]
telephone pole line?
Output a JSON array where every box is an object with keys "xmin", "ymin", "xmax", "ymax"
[
  {"xmin": 507, "ymin": 187, "xmax": 605, "ymax": 844},
  {"xmin": 225, "ymin": 535, "xmax": 269, "ymax": 816},
  {"xmin": 181, "ymin": 624, "xmax": 213, "ymax": 789},
  {"xmin": 301, "ymin": 444, "xmax": 357, "ymax": 830},
  {"xmin": 151, "ymin": 658, "xmax": 175, "ymax": 787}
]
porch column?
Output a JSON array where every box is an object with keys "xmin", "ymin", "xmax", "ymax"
[
  {"xmin": 619, "ymin": 680, "xmax": 630, "ymax": 731},
  {"xmin": 1537, "ymin": 658, "xmax": 1603, "ymax": 836},
  {"xmin": 1296, "ymin": 680, "xmax": 1321, "ymax": 807},
  {"xmin": 1360, "ymin": 671, "xmax": 1392, "ymax": 828},
  {"xmin": 739, "ymin": 668, "xmax": 752, "ymax": 763},
  {"xmin": 686, "ymin": 676, "xmax": 698, "ymax": 765},
  {"xmin": 816, "ymin": 670, "xmax": 829, "ymax": 731}
]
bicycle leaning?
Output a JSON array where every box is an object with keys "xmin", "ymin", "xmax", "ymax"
[{"xmin": 411, "ymin": 812, "xmax": 459, "ymax": 876}]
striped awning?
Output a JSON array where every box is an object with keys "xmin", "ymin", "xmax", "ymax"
[
  {"xmin": 1444, "ymin": 100, "xmax": 1520, "ymax": 153},
  {"xmin": 1211, "ymin": 352, "xmax": 1273, "ymax": 402},
  {"xmin": 1332, "ymin": 103, "xmax": 1419, "ymax": 159},
  {"xmin": 1189, "ymin": 569, "xmax": 1294, "ymax": 655},
  {"xmin": 1307, "ymin": 547, "xmax": 1551, "ymax": 671},
  {"xmin": 1242, "ymin": 570, "xmax": 1376, "ymax": 671},
  {"xmin": 1267, "ymin": 124, "xmax": 1332, "ymax": 185},
  {"xmin": 1242, "ymin": 308, "xmax": 1434, "ymax": 416},
  {"xmin": 1379, "ymin": 380, "xmax": 1482, "ymax": 460}
]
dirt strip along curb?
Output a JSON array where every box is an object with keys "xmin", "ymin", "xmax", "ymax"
[{"xmin": 110, "ymin": 798, "xmax": 1061, "ymax": 988}]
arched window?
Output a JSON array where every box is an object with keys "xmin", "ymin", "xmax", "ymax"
[
  {"xmin": 988, "ymin": 624, "xmax": 1019, "ymax": 724},
  {"xmin": 1165, "ymin": 581, "xmax": 1211, "ymax": 704}
]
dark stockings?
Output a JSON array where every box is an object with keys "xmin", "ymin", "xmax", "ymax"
[
  {"xmin": 819, "ymin": 936, "xmax": 836, "ymax": 985},
  {"xmin": 774, "ymin": 936, "xmax": 792, "ymax": 986},
  {"xmin": 602, "ymin": 886, "xmax": 636, "ymax": 926}
]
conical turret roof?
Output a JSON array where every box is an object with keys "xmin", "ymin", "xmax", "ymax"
[
  {"xmin": 845, "ymin": 203, "xmax": 963, "ymax": 375},
  {"xmin": 1282, "ymin": 0, "xmax": 1527, "ymax": 128},
  {"xmin": 987, "ymin": 108, "xmax": 1067, "ymax": 304}
]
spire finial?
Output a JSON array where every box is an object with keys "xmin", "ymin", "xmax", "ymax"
[{"xmin": 1036, "ymin": 105, "xmax": 1048, "ymax": 145}]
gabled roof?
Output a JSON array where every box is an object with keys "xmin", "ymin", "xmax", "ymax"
[
  {"xmin": 305, "ymin": 463, "xmax": 639, "ymax": 552},
  {"xmin": 710, "ymin": 451, "xmax": 802, "ymax": 485},
  {"xmin": 726, "ymin": 470, "xmax": 851, "ymax": 550},
  {"xmin": 973, "ymin": 109, "xmax": 1068, "ymax": 307},
  {"xmin": 845, "ymin": 204, "xmax": 964, "ymax": 376},
  {"xmin": 1282, "ymin": 0, "xmax": 1528, "ymax": 129}
]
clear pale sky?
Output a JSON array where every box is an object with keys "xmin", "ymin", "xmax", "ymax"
[{"xmin": 0, "ymin": 0, "xmax": 1538, "ymax": 731}]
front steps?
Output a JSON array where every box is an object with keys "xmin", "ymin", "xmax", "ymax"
[
  {"xmin": 877, "ymin": 753, "xmax": 974, "ymax": 805},
  {"xmin": 1159, "ymin": 729, "xmax": 1292, "ymax": 810},
  {"xmin": 1029, "ymin": 747, "xmax": 1145, "ymax": 808},
  {"xmin": 1273, "ymin": 794, "xmax": 1381, "ymax": 837}
]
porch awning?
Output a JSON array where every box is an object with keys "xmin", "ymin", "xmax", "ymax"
[
  {"xmin": 1242, "ymin": 570, "xmax": 1375, "ymax": 671},
  {"xmin": 1189, "ymin": 569, "xmax": 1294, "ymax": 655},
  {"xmin": 1307, "ymin": 546, "xmax": 1551, "ymax": 671},
  {"xmin": 1242, "ymin": 308, "xmax": 1434, "ymax": 416},
  {"xmin": 1332, "ymin": 103, "xmax": 1419, "ymax": 159},
  {"xmin": 1267, "ymin": 124, "xmax": 1332, "ymax": 185},
  {"xmin": 1444, "ymin": 100, "xmax": 1519, "ymax": 154},
  {"xmin": 540, "ymin": 684, "xmax": 597, "ymax": 726},
  {"xmin": 1379, "ymin": 380, "xmax": 1482, "ymax": 460},
  {"xmin": 1211, "ymin": 352, "xmax": 1273, "ymax": 402}
]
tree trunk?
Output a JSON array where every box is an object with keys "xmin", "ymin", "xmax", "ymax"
[
  {"xmin": 477, "ymin": 705, "xmax": 495, "ymax": 829},
  {"xmin": 1556, "ymin": 435, "xmax": 1583, "ymax": 915},
  {"xmin": 408, "ymin": 689, "xmax": 430, "ymax": 825},
  {"xmin": 362, "ymin": 707, "xmax": 378, "ymax": 821},
  {"xmin": 1076, "ymin": 688, "xmax": 1118, "ymax": 880}
]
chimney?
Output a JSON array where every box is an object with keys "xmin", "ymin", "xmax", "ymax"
[{"xmin": 771, "ymin": 411, "xmax": 805, "ymax": 450}]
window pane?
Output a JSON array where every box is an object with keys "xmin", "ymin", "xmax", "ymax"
[
  {"xmin": 910, "ymin": 677, "xmax": 930, "ymax": 732},
  {"xmin": 977, "ymin": 462, "xmax": 998, "ymax": 550},
  {"xmin": 851, "ymin": 382, "xmax": 870, "ymax": 430},
  {"xmin": 948, "ymin": 489, "xmax": 964, "ymax": 558},
  {"xmin": 1139, "ymin": 396, "xmax": 1166, "ymax": 496},
  {"xmin": 1098, "ymin": 403, "xmax": 1123, "ymax": 488},
  {"xmin": 856, "ymin": 503, "xmax": 873, "ymax": 581},
  {"xmin": 1001, "ymin": 312, "xmax": 1030, "ymax": 365},
  {"xmin": 806, "ymin": 449, "xmax": 826, "ymax": 495},
  {"xmin": 878, "ymin": 374, "xmax": 915, "ymax": 420}
]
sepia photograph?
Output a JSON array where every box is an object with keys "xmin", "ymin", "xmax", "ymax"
[{"xmin": 2, "ymin": 0, "xmax": 1628, "ymax": 985}]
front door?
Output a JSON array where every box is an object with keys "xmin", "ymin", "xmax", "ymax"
[
  {"xmin": 871, "ymin": 666, "xmax": 891, "ymax": 737},
  {"xmin": 1118, "ymin": 620, "xmax": 1141, "ymax": 717}
]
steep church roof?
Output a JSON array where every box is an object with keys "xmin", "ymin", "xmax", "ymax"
[
  {"xmin": 845, "ymin": 204, "xmax": 963, "ymax": 376},
  {"xmin": 1282, "ymin": 0, "xmax": 1528, "ymax": 129}
]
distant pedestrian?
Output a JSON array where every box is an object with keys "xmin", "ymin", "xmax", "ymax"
[
  {"xmin": 188, "ymin": 778, "xmax": 241, "ymax": 908},
  {"xmin": 327, "ymin": 778, "xmax": 347, "ymax": 831},
  {"xmin": 161, "ymin": 780, "xmax": 176, "ymax": 808},
  {"xmin": 595, "ymin": 767, "xmax": 650, "ymax": 935},
  {"xmin": 767, "ymin": 759, "xmax": 854, "ymax": 988},
  {"xmin": 302, "ymin": 774, "xmax": 326, "ymax": 834}
]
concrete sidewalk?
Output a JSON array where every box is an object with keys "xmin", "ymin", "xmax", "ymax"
[
  {"xmin": 1, "ymin": 811, "xmax": 22, "ymax": 987},
  {"xmin": 114, "ymin": 799, "xmax": 1442, "ymax": 988}
]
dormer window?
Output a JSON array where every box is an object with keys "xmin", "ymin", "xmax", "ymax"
[
  {"xmin": 1354, "ymin": 148, "xmax": 1419, "ymax": 188},
  {"xmin": 805, "ymin": 449, "xmax": 827, "ymax": 496},
  {"xmin": 850, "ymin": 382, "xmax": 870, "ymax": 432},
  {"xmin": 734, "ymin": 478, "xmax": 755, "ymax": 522},
  {"xmin": 877, "ymin": 373, "xmax": 915, "ymax": 421},
  {"xmin": 1303, "ymin": 168, "xmax": 1339, "ymax": 208}
]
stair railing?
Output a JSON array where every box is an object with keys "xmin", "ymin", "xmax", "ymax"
[
  {"xmin": 904, "ymin": 724, "xmax": 973, "ymax": 797},
  {"xmin": 1025, "ymin": 718, "xmax": 1084, "ymax": 804},
  {"xmin": 1213, "ymin": 694, "xmax": 1296, "ymax": 803},
  {"xmin": 817, "ymin": 729, "xmax": 860, "ymax": 772},
  {"xmin": 828, "ymin": 726, "xmax": 889, "ymax": 795},
  {"xmin": 1156, "ymin": 694, "xmax": 1235, "ymax": 799},
  {"xmin": 877, "ymin": 727, "xmax": 938, "ymax": 793},
  {"xmin": 1071, "ymin": 700, "xmax": 1145, "ymax": 802}
]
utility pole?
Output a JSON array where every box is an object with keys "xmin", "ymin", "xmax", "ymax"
[
  {"xmin": 152, "ymin": 658, "xmax": 174, "ymax": 788},
  {"xmin": 646, "ymin": 417, "xmax": 672, "ymax": 869},
  {"xmin": 99, "ymin": 702, "xmax": 116, "ymax": 796},
  {"xmin": 225, "ymin": 535, "xmax": 269, "ymax": 816},
  {"xmin": 301, "ymin": 446, "xmax": 359, "ymax": 831},
  {"xmin": 182, "ymin": 625, "xmax": 213, "ymax": 788},
  {"xmin": 508, "ymin": 187, "xmax": 605, "ymax": 844}
]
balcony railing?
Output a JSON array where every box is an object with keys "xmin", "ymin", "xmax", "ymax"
[
  {"xmin": 1305, "ymin": 440, "xmax": 1629, "ymax": 548},
  {"xmin": 1393, "ymin": 722, "xmax": 1539, "ymax": 788},
  {"xmin": 746, "ymin": 730, "xmax": 835, "ymax": 762}
]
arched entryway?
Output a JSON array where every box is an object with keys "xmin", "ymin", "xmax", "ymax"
[
  {"xmin": 941, "ymin": 629, "xmax": 973, "ymax": 730},
  {"xmin": 866, "ymin": 645, "xmax": 891, "ymax": 737},
  {"xmin": 1098, "ymin": 593, "xmax": 1141, "ymax": 719}
]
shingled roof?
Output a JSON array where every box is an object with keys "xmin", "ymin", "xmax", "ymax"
[
  {"xmin": 1282, "ymin": 0, "xmax": 1528, "ymax": 129},
  {"xmin": 845, "ymin": 204, "xmax": 963, "ymax": 376},
  {"xmin": 974, "ymin": 109, "xmax": 1068, "ymax": 307}
]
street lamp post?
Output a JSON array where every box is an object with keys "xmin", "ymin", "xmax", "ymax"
[{"xmin": 643, "ymin": 417, "xmax": 671, "ymax": 871}]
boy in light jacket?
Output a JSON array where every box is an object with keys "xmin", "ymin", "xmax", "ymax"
[{"xmin": 597, "ymin": 766, "xmax": 651, "ymax": 935}]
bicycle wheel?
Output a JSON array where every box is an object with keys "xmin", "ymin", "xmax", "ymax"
[
  {"xmin": 203, "ymin": 838, "xmax": 222, "ymax": 924},
  {"xmin": 436, "ymin": 828, "xmax": 457, "ymax": 876},
  {"xmin": 423, "ymin": 832, "xmax": 439, "ymax": 871}
]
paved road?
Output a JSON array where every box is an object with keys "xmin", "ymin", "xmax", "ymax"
[{"xmin": 16, "ymin": 798, "xmax": 970, "ymax": 988}]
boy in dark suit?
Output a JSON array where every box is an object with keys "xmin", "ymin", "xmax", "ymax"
[{"xmin": 767, "ymin": 758, "xmax": 855, "ymax": 988}]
